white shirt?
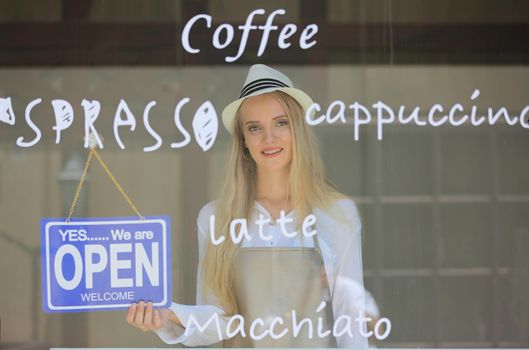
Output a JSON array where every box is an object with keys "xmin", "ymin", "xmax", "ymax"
[{"xmin": 154, "ymin": 198, "xmax": 368, "ymax": 348}]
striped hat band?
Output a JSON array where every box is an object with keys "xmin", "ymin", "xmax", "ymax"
[{"xmin": 240, "ymin": 78, "xmax": 290, "ymax": 98}]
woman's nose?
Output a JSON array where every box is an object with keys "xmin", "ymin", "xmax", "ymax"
[{"xmin": 262, "ymin": 126, "xmax": 277, "ymax": 143}]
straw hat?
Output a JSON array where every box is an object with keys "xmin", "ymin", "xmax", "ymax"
[{"xmin": 221, "ymin": 64, "xmax": 315, "ymax": 134}]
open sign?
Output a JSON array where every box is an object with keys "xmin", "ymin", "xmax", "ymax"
[{"xmin": 40, "ymin": 216, "xmax": 171, "ymax": 312}]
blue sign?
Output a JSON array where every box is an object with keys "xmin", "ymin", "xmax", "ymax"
[{"xmin": 40, "ymin": 216, "xmax": 171, "ymax": 313}]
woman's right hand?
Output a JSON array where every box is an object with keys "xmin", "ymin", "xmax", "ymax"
[{"xmin": 126, "ymin": 301, "xmax": 182, "ymax": 331}]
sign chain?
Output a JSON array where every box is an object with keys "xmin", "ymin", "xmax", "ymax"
[{"xmin": 66, "ymin": 148, "xmax": 144, "ymax": 222}]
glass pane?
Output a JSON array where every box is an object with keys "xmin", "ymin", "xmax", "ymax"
[{"xmin": 1, "ymin": 1, "xmax": 528, "ymax": 348}]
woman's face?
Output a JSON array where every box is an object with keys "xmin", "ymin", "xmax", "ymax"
[{"xmin": 238, "ymin": 93, "xmax": 293, "ymax": 172}]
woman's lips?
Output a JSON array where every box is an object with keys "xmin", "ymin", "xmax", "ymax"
[{"xmin": 261, "ymin": 147, "xmax": 283, "ymax": 158}]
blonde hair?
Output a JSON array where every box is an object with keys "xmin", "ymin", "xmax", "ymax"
[{"xmin": 202, "ymin": 90, "xmax": 346, "ymax": 315}]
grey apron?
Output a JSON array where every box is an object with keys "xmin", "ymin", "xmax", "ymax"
[{"xmin": 223, "ymin": 234, "xmax": 337, "ymax": 347}]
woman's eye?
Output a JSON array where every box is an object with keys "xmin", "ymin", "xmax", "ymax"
[
  {"xmin": 276, "ymin": 119, "xmax": 289, "ymax": 127},
  {"xmin": 248, "ymin": 125, "xmax": 260, "ymax": 132}
]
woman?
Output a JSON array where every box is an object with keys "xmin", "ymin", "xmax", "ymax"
[{"xmin": 126, "ymin": 64, "xmax": 368, "ymax": 348}]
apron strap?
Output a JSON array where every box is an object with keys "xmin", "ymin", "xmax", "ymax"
[
  {"xmin": 312, "ymin": 229, "xmax": 321, "ymax": 249},
  {"xmin": 310, "ymin": 217, "xmax": 321, "ymax": 250}
]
